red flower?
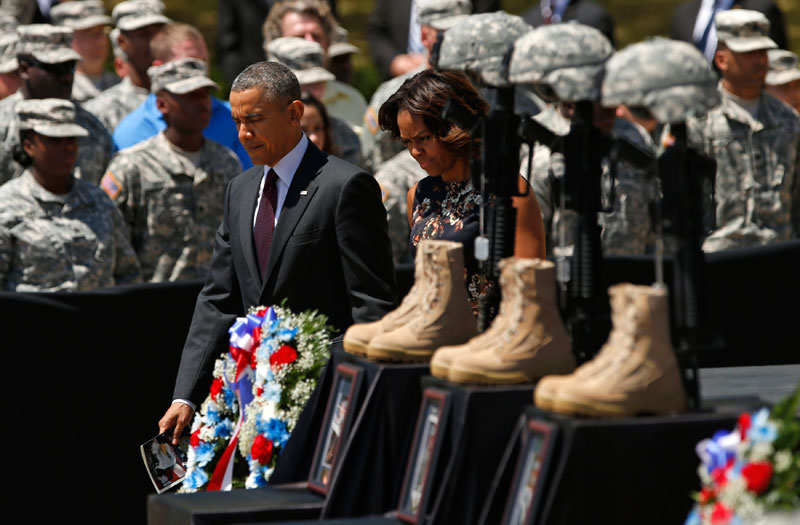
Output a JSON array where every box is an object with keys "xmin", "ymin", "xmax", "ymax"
[
  {"xmin": 251, "ymin": 435, "xmax": 274, "ymax": 465},
  {"xmin": 256, "ymin": 386, "xmax": 264, "ymax": 396},
  {"xmin": 190, "ymin": 429, "xmax": 202, "ymax": 447},
  {"xmin": 710, "ymin": 502, "xmax": 733, "ymax": 524},
  {"xmin": 210, "ymin": 377, "xmax": 224, "ymax": 401},
  {"xmin": 270, "ymin": 345, "xmax": 298, "ymax": 368},
  {"xmin": 698, "ymin": 487, "xmax": 716, "ymax": 505},
  {"xmin": 738, "ymin": 412, "xmax": 751, "ymax": 441},
  {"xmin": 741, "ymin": 462, "xmax": 773, "ymax": 494}
]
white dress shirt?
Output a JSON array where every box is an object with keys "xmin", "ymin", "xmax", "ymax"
[{"xmin": 252, "ymin": 133, "xmax": 310, "ymax": 228}]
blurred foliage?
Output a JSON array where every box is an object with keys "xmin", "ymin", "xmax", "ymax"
[{"xmin": 104, "ymin": 0, "xmax": 800, "ymax": 100}]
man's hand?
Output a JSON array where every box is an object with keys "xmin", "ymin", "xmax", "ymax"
[{"xmin": 158, "ymin": 402, "xmax": 194, "ymax": 445}]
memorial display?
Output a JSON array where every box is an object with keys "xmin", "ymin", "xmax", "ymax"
[{"xmin": 180, "ymin": 305, "xmax": 333, "ymax": 492}]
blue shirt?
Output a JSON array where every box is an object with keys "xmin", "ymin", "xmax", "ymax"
[{"xmin": 112, "ymin": 94, "xmax": 253, "ymax": 170}]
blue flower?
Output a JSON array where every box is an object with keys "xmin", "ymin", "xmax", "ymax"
[
  {"xmin": 747, "ymin": 408, "xmax": 777, "ymax": 443},
  {"xmin": 214, "ymin": 419, "xmax": 233, "ymax": 439},
  {"xmin": 683, "ymin": 507, "xmax": 701, "ymax": 525},
  {"xmin": 184, "ymin": 468, "xmax": 209, "ymax": 489},
  {"xmin": 263, "ymin": 383, "xmax": 282, "ymax": 403},
  {"xmin": 223, "ymin": 387, "xmax": 236, "ymax": 408},
  {"xmin": 277, "ymin": 327, "xmax": 298, "ymax": 342},
  {"xmin": 265, "ymin": 418, "xmax": 290, "ymax": 447},
  {"xmin": 194, "ymin": 442, "xmax": 216, "ymax": 466},
  {"xmin": 206, "ymin": 408, "xmax": 221, "ymax": 425}
]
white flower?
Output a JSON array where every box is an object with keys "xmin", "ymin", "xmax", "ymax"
[{"xmin": 774, "ymin": 449, "xmax": 792, "ymax": 472}]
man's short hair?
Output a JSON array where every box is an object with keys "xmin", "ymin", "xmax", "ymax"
[
  {"xmin": 150, "ymin": 22, "xmax": 204, "ymax": 63},
  {"xmin": 262, "ymin": 0, "xmax": 336, "ymax": 47},
  {"xmin": 231, "ymin": 61, "xmax": 302, "ymax": 105}
]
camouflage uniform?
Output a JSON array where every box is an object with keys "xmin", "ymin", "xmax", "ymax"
[
  {"xmin": 0, "ymin": 98, "xmax": 140, "ymax": 292},
  {"xmin": 375, "ymin": 149, "xmax": 427, "ymax": 263},
  {"xmin": 0, "ymin": 92, "xmax": 113, "ymax": 185},
  {"xmin": 685, "ymin": 10, "xmax": 800, "ymax": 251},
  {"xmin": 102, "ymin": 133, "xmax": 239, "ymax": 281},
  {"xmin": 83, "ymin": 77, "xmax": 149, "ymax": 132},
  {"xmin": 71, "ymin": 71, "xmax": 120, "ymax": 103},
  {"xmin": 688, "ymin": 89, "xmax": 800, "ymax": 251}
]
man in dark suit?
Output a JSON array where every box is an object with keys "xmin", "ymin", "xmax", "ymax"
[
  {"xmin": 521, "ymin": 0, "xmax": 616, "ymax": 47},
  {"xmin": 671, "ymin": 0, "xmax": 787, "ymax": 61},
  {"xmin": 158, "ymin": 61, "xmax": 396, "ymax": 442}
]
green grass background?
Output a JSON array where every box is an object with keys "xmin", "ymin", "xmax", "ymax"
[{"xmin": 103, "ymin": 0, "xmax": 800, "ymax": 98}]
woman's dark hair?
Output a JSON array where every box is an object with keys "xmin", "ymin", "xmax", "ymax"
[
  {"xmin": 301, "ymin": 93, "xmax": 337, "ymax": 155},
  {"xmin": 378, "ymin": 69, "xmax": 488, "ymax": 160},
  {"xmin": 12, "ymin": 129, "xmax": 35, "ymax": 167}
]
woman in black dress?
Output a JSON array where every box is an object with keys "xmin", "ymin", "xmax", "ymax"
[{"xmin": 378, "ymin": 69, "xmax": 546, "ymax": 311}]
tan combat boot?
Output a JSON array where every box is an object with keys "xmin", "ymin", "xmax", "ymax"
[
  {"xmin": 343, "ymin": 242, "xmax": 426, "ymax": 356},
  {"xmin": 550, "ymin": 284, "xmax": 688, "ymax": 417},
  {"xmin": 446, "ymin": 258, "xmax": 576, "ymax": 384},
  {"xmin": 367, "ymin": 239, "xmax": 477, "ymax": 362},
  {"xmin": 429, "ymin": 257, "xmax": 516, "ymax": 379},
  {"xmin": 534, "ymin": 283, "xmax": 632, "ymax": 410}
]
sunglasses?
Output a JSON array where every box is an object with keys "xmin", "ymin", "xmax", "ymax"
[{"xmin": 25, "ymin": 58, "xmax": 77, "ymax": 76}]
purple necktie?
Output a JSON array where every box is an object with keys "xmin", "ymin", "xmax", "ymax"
[{"xmin": 254, "ymin": 169, "xmax": 278, "ymax": 279}]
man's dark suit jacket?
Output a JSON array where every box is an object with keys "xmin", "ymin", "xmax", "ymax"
[
  {"xmin": 366, "ymin": 0, "xmax": 501, "ymax": 80},
  {"xmin": 172, "ymin": 142, "xmax": 397, "ymax": 404},
  {"xmin": 670, "ymin": 0, "xmax": 788, "ymax": 51},
  {"xmin": 522, "ymin": 0, "xmax": 616, "ymax": 47}
]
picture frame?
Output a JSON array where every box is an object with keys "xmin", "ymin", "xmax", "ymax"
[
  {"xmin": 307, "ymin": 362, "xmax": 363, "ymax": 495},
  {"xmin": 141, "ymin": 429, "xmax": 190, "ymax": 494},
  {"xmin": 501, "ymin": 419, "xmax": 558, "ymax": 525},
  {"xmin": 396, "ymin": 387, "xmax": 451, "ymax": 524}
]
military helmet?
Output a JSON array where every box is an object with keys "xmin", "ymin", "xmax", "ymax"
[
  {"xmin": 508, "ymin": 22, "xmax": 613, "ymax": 103},
  {"xmin": 435, "ymin": 12, "xmax": 532, "ymax": 88},
  {"xmin": 602, "ymin": 37, "xmax": 720, "ymax": 124}
]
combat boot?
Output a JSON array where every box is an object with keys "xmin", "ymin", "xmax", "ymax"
[
  {"xmin": 534, "ymin": 283, "xmax": 632, "ymax": 410},
  {"xmin": 446, "ymin": 258, "xmax": 575, "ymax": 384},
  {"xmin": 343, "ymin": 242, "xmax": 426, "ymax": 356},
  {"xmin": 550, "ymin": 284, "xmax": 687, "ymax": 417},
  {"xmin": 429, "ymin": 257, "xmax": 516, "ymax": 379},
  {"xmin": 367, "ymin": 239, "xmax": 477, "ymax": 362}
]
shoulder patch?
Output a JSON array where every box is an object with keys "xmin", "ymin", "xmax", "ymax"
[
  {"xmin": 365, "ymin": 107, "xmax": 379, "ymax": 136},
  {"xmin": 101, "ymin": 171, "xmax": 121, "ymax": 199},
  {"xmin": 378, "ymin": 182, "xmax": 389, "ymax": 203}
]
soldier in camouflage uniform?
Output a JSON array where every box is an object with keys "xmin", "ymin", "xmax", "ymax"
[
  {"xmin": 83, "ymin": 1, "xmax": 171, "ymax": 131},
  {"xmin": 101, "ymin": 58, "xmax": 241, "ymax": 282},
  {"xmin": 50, "ymin": 0, "xmax": 119, "ymax": 103},
  {"xmin": 0, "ymin": 98, "xmax": 141, "ymax": 292},
  {"xmin": 266, "ymin": 37, "xmax": 364, "ymax": 167},
  {"xmin": 374, "ymin": 149, "xmax": 427, "ymax": 263},
  {"xmin": 361, "ymin": 0, "xmax": 471, "ymax": 173},
  {"xmin": 687, "ymin": 10, "xmax": 800, "ymax": 252},
  {"xmin": 0, "ymin": 29, "xmax": 20, "ymax": 101},
  {"xmin": 0, "ymin": 24, "xmax": 113, "ymax": 185},
  {"xmin": 765, "ymin": 49, "xmax": 800, "ymax": 114}
]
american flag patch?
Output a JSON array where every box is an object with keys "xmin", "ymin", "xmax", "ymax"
[
  {"xmin": 101, "ymin": 171, "xmax": 121, "ymax": 199},
  {"xmin": 379, "ymin": 183, "xmax": 389, "ymax": 203},
  {"xmin": 365, "ymin": 107, "xmax": 379, "ymax": 135}
]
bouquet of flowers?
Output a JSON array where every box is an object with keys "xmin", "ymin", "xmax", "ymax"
[
  {"xmin": 180, "ymin": 305, "xmax": 333, "ymax": 492},
  {"xmin": 685, "ymin": 384, "xmax": 800, "ymax": 524}
]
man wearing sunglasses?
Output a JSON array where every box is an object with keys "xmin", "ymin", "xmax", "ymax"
[{"xmin": 0, "ymin": 24, "xmax": 112, "ymax": 186}]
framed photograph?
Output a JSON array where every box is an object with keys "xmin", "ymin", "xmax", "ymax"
[
  {"xmin": 307, "ymin": 362, "xmax": 363, "ymax": 495},
  {"xmin": 501, "ymin": 420, "xmax": 558, "ymax": 525},
  {"xmin": 396, "ymin": 388, "xmax": 451, "ymax": 524},
  {"xmin": 141, "ymin": 429, "xmax": 190, "ymax": 494}
]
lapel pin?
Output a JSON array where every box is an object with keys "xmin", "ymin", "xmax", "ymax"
[{"xmin": 300, "ymin": 190, "xmax": 308, "ymax": 196}]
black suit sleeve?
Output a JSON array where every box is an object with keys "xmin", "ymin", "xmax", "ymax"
[
  {"xmin": 172, "ymin": 182, "xmax": 243, "ymax": 405},
  {"xmin": 335, "ymin": 171, "xmax": 397, "ymax": 324}
]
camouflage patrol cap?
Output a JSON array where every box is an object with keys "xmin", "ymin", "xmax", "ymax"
[
  {"xmin": 266, "ymin": 37, "xmax": 335, "ymax": 85},
  {"xmin": 112, "ymin": 0, "xmax": 171, "ymax": 32},
  {"xmin": 50, "ymin": 0, "xmax": 112, "ymax": 30},
  {"xmin": 17, "ymin": 24, "xmax": 82, "ymax": 64},
  {"xmin": 0, "ymin": 14, "xmax": 17, "ymax": 33},
  {"xmin": 436, "ymin": 12, "xmax": 532, "ymax": 87},
  {"xmin": 328, "ymin": 26, "xmax": 358, "ymax": 58},
  {"xmin": 147, "ymin": 58, "xmax": 218, "ymax": 94},
  {"xmin": 0, "ymin": 33, "xmax": 19, "ymax": 74},
  {"xmin": 508, "ymin": 23, "xmax": 613, "ymax": 102},
  {"xmin": 766, "ymin": 49, "xmax": 800, "ymax": 86},
  {"xmin": 15, "ymin": 98, "xmax": 88, "ymax": 138},
  {"xmin": 602, "ymin": 38, "xmax": 720, "ymax": 124},
  {"xmin": 715, "ymin": 9, "xmax": 776, "ymax": 53},
  {"xmin": 417, "ymin": 0, "xmax": 470, "ymax": 31}
]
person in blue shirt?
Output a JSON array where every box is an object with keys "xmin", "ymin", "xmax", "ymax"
[{"xmin": 111, "ymin": 22, "xmax": 253, "ymax": 169}]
